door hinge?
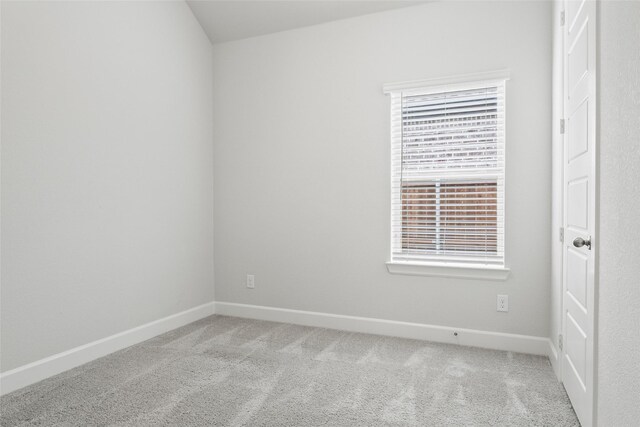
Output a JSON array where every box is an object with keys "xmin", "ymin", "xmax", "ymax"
[
  {"xmin": 560, "ymin": 10, "xmax": 565, "ymax": 26},
  {"xmin": 558, "ymin": 334, "xmax": 564, "ymax": 351},
  {"xmin": 560, "ymin": 119, "xmax": 565, "ymax": 134},
  {"xmin": 559, "ymin": 227, "xmax": 564, "ymax": 243}
]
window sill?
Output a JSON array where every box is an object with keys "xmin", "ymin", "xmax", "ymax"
[{"xmin": 386, "ymin": 261, "xmax": 510, "ymax": 281}]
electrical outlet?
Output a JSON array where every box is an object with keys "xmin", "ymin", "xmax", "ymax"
[
  {"xmin": 246, "ymin": 274, "xmax": 255, "ymax": 289},
  {"xmin": 497, "ymin": 294, "xmax": 508, "ymax": 312}
]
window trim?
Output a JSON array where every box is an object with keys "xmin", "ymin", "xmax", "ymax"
[
  {"xmin": 384, "ymin": 70, "xmax": 511, "ymax": 278},
  {"xmin": 386, "ymin": 261, "xmax": 510, "ymax": 280},
  {"xmin": 382, "ymin": 69, "xmax": 511, "ymax": 95}
]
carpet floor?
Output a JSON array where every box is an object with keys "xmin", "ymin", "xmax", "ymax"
[{"xmin": 1, "ymin": 315, "xmax": 579, "ymax": 426}]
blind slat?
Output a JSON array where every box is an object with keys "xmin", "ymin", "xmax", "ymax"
[{"xmin": 389, "ymin": 81, "xmax": 506, "ymax": 265}]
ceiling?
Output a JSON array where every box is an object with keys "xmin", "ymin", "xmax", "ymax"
[{"xmin": 186, "ymin": 1, "xmax": 426, "ymax": 44}]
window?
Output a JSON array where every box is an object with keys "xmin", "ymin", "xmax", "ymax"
[{"xmin": 384, "ymin": 73, "xmax": 508, "ymax": 277}]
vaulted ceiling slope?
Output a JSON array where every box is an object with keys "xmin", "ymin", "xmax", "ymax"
[{"xmin": 186, "ymin": 0, "xmax": 426, "ymax": 44}]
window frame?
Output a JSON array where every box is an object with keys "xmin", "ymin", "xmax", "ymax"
[{"xmin": 384, "ymin": 71, "xmax": 511, "ymax": 280}]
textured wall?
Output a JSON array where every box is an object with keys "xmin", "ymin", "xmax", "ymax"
[
  {"xmin": 212, "ymin": 1, "xmax": 552, "ymax": 337},
  {"xmin": 597, "ymin": 1, "xmax": 640, "ymax": 425},
  {"xmin": 1, "ymin": 1, "xmax": 214, "ymax": 371}
]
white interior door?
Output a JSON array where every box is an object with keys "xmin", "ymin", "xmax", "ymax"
[{"xmin": 562, "ymin": 0, "xmax": 597, "ymax": 426}]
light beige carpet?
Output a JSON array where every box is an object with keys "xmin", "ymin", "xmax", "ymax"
[{"xmin": 0, "ymin": 315, "xmax": 579, "ymax": 426}]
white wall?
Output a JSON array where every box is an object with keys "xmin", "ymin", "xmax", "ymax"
[
  {"xmin": 212, "ymin": 1, "xmax": 552, "ymax": 337},
  {"xmin": 1, "ymin": 1, "xmax": 214, "ymax": 372},
  {"xmin": 597, "ymin": 1, "xmax": 640, "ymax": 424}
]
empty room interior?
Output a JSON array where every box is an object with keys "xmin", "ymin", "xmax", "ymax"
[{"xmin": 1, "ymin": 0, "xmax": 639, "ymax": 425}]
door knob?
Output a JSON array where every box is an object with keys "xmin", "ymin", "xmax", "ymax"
[{"xmin": 573, "ymin": 236, "xmax": 592, "ymax": 250}]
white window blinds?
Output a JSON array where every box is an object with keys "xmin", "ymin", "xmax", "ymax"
[{"xmin": 388, "ymin": 79, "xmax": 506, "ymax": 266}]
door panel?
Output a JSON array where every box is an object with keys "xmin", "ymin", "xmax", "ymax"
[
  {"xmin": 567, "ymin": 248, "xmax": 587, "ymax": 307},
  {"xmin": 566, "ymin": 0, "xmax": 585, "ymax": 30},
  {"xmin": 567, "ymin": 178, "xmax": 588, "ymax": 229},
  {"xmin": 568, "ymin": 24, "xmax": 588, "ymax": 93},
  {"xmin": 562, "ymin": 1, "xmax": 596, "ymax": 426},
  {"xmin": 568, "ymin": 100, "xmax": 588, "ymax": 161},
  {"xmin": 566, "ymin": 312, "xmax": 587, "ymax": 385}
]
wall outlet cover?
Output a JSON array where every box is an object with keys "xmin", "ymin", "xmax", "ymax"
[{"xmin": 497, "ymin": 294, "xmax": 509, "ymax": 312}]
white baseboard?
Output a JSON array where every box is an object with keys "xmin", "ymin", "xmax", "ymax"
[
  {"xmin": 547, "ymin": 339, "xmax": 562, "ymax": 380},
  {"xmin": 215, "ymin": 302, "xmax": 549, "ymax": 356},
  {"xmin": 1, "ymin": 301, "xmax": 553, "ymax": 397},
  {"xmin": 0, "ymin": 302, "xmax": 215, "ymax": 396}
]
